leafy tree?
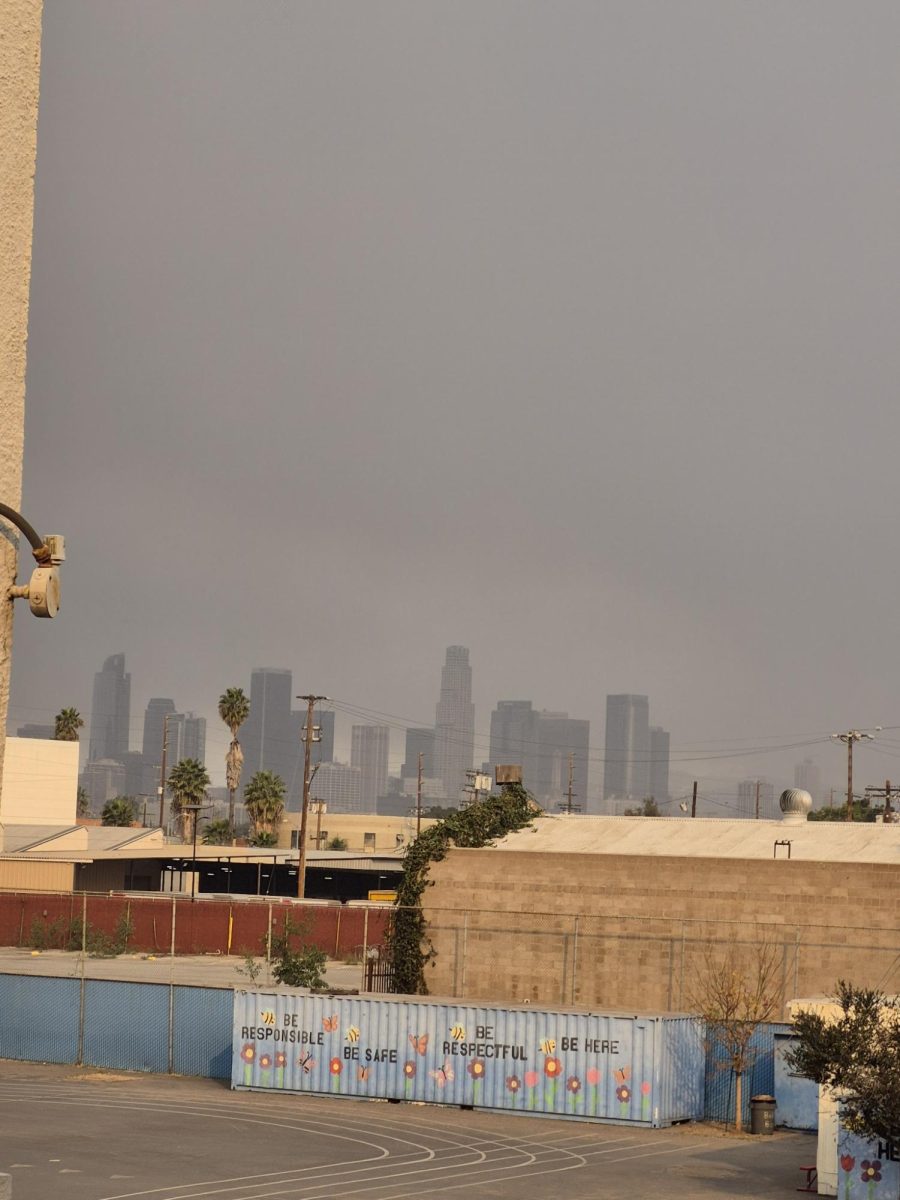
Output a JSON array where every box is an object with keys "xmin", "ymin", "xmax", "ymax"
[
  {"xmin": 101, "ymin": 796, "xmax": 137, "ymax": 827},
  {"xmin": 54, "ymin": 707, "xmax": 83, "ymax": 741},
  {"xmin": 786, "ymin": 982, "xmax": 900, "ymax": 1146},
  {"xmin": 809, "ymin": 803, "xmax": 878, "ymax": 823},
  {"xmin": 688, "ymin": 940, "xmax": 782, "ymax": 1131},
  {"xmin": 76, "ymin": 786, "xmax": 90, "ymax": 818},
  {"xmin": 249, "ymin": 830, "xmax": 278, "ymax": 848},
  {"xmin": 167, "ymin": 758, "xmax": 211, "ymax": 841},
  {"xmin": 243, "ymin": 770, "xmax": 286, "ymax": 842},
  {"xmin": 271, "ymin": 914, "xmax": 327, "ymax": 989},
  {"xmin": 326, "ymin": 836, "xmax": 349, "ymax": 851},
  {"xmin": 202, "ymin": 819, "xmax": 233, "ymax": 846},
  {"xmin": 423, "ymin": 805, "xmax": 459, "ymax": 819},
  {"xmin": 624, "ymin": 797, "xmax": 660, "ymax": 817},
  {"xmin": 218, "ymin": 686, "xmax": 250, "ymax": 839},
  {"xmin": 387, "ymin": 782, "xmax": 540, "ymax": 995}
]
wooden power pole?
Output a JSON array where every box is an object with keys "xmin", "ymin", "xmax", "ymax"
[{"xmin": 296, "ymin": 694, "xmax": 328, "ymax": 900}]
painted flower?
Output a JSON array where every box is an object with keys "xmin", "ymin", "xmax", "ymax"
[
  {"xmin": 641, "ymin": 1081, "xmax": 651, "ymax": 1096},
  {"xmin": 274, "ymin": 1051, "xmax": 287, "ymax": 1069},
  {"xmin": 566, "ymin": 1076, "xmax": 581, "ymax": 1095},
  {"xmin": 467, "ymin": 1058, "xmax": 486, "ymax": 1080},
  {"xmin": 840, "ymin": 1155, "xmax": 855, "ymax": 1172},
  {"xmin": 860, "ymin": 1161, "xmax": 882, "ymax": 1183},
  {"xmin": 403, "ymin": 1060, "xmax": 417, "ymax": 1079},
  {"xmin": 544, "ymin": 1056, "xmax": 563, "ymax": 1079},
  {"xmin": 616, "ymin": 1084, "xmax": 631, "ymax": 1104},
  {"xmin": 506, "ymin": 1075, "xmax": 521, "ymax": 1093},
  {"xmin": 329, "ymin": 1057, "xmax": 342, "ymax": 1076},
  {"xmin": 258, "ymin": 1053, "xmax": 273, "ymax": 1070},
  {"xmin": 524, "ymin": 1070, "xmax": 539, "ymax": 1088},
  {"xmin": 240, "ymin": 1043, "xmax": 256, "ymax": 1064},
  {"xmin": 586, "ymin": 1067, "xmax": 601, "ymax": 1086}
]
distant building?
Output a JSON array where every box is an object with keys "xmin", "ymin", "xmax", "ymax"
[
  {"xmin": 432, "ymin": 646, "xmax": 475, "ymax": 802},
  {"xmin": 531, "ymin": 711, "xmax": 590, "ymax": 811},
  {"xmin": 141, "ymin": 698, "xmax": 175, "ymax": 792},
  {"xmin": 16, "ymin": 723, "xmax": 54, "ymax": 739},
  {"xmin": 242, "ymin": 668, "xmax": 305, "ymax": 809},
  {"xmin": 737, "ymin": 778, "xmax": 775, "ymax": 819},
  {"xmin": 81, "ymin": 759, "xmax": 126, "ymax": 808},
  {"xmin": 119, "ymin": 751, "xmax": 145, "ymax": 798},
  {"xmin": 488, "ymin": 701, "xmax": 536, "ymax": 786},
  {"xmin": 603, "ymin": 695, "xmax": 650, "ymax": 806},
  {"xmin": 351, "ymin": 726, "xmax": 390, "ymax": 810},
  {"xmin": 311, "ymin": 762, "xmax": 362, "ymax": 814},
  {"xmin": 649, "ymin": 727, "xmax": 670, "ymax": 805},
  {"xmin": 89, "ymin": 653, "xmax": 131, "ymax": 762},
  {"xmin": 314, "ymin": 710, "xmax": 335, "ymax": 765},
  {"xmin": 794, "ymin": 758, "xmax": 823, "ymax": 807},
  {"xmin": 400, "ymin": 728, "xmax": 435, "ymax": 784}
]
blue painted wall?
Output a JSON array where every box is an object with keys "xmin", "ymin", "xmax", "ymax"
[
  {"xmin": 704, "ymin": 1022, "xmax": 793, "ymax": 1127},
  {"xmin": 773, "ymin": 1034, "xmax": 818, "ymax": 1131}
]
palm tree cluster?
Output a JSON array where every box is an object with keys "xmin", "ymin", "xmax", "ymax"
[
  {"xmin": 218, "ymin": 686, "xmax": 250, "ymax": 839},
  {"xmin": 54, "ymin": 708, "xmax": 83, "ymax": 741},
  {"xmin": 167, "ymin": 758, "xmax": 211, "ymax": 842}
]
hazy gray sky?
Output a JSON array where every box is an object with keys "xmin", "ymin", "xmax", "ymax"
[{"xmin": 11, "ymin": 1, "xmax": 900, "ymax": 803}]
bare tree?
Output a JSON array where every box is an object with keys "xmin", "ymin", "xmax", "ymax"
[{"xmin": 689, "ymin": 939, "xmax": 782, "ymax": 1131}]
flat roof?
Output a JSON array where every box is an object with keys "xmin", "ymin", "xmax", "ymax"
[{"xmin": 486, "ymin": 814, "xmax": 900, "ymax": 865}]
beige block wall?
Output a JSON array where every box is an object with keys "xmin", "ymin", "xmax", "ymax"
[
  {"xmin": 422, "ymin": 849, "xmax": 900, "ymax": 1012},
  {"xmin": 0, "ymin": 859, "xmax": 73, "ymax": 892},
  {"xmin": 0, "ymin": 0, "xmax": 43, "ymax": 807},
  {"xmin": 280, "ymin": 812, "xmax": 436, "ymax": 854},
  {"xmin": 0, "ymin": 737, "xmax": 79, "ymax": 825}
]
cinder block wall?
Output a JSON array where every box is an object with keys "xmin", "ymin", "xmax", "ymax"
[{"xmin": 422, "ymin": 850, "xmax": 900, "ymax": 1012}]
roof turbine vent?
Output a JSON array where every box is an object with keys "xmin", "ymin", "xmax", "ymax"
[{"xmin": 780, "ymin": 788, "xmax": 812, "ymax": 825}]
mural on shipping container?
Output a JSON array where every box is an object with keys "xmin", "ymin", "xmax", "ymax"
[
  {"xmin": 835, "ymin": 1130, "xmax": 900, "ymax": 1200},
  {"xmin": 231, "ymin": 992, "xmax": 704, "ymax": 1126}
]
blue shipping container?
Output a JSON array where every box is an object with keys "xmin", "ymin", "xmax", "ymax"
[{"xmin": 231, "ymin": 991, "xmax": 704, "ymax": 1126}]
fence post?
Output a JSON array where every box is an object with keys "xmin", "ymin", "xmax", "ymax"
[
  {"xmin": 571, "ymin": 914, "xmax": 579, "ymax": 1006},
  {"xmin": 168, "ymin": 896, "xmax": 177, "ymax": 1073},
  {"xmin": 360, "ymin": 908, "xmax": 369, "ymax": 992},
  {"xmin": 460, "ymin": 911, "xmax": 469, "ymax": 997},
  {"xmin": 76, "ymin": 892, "xmax": 87, "ymax": 1065}
]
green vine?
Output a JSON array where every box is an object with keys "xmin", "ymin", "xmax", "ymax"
[{"xmin": 386, "ymin": 783, "xmax": 540, "ymax": 995}]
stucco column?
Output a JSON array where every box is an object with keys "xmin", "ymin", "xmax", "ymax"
[{"xmin": 0, "ymin": 0, "xmax": 43, "ymax": 805}]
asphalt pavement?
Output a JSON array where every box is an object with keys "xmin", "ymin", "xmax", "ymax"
[{"xmin": 0, "ymin": 1061, "xmax": 814, "ymax": 1200}]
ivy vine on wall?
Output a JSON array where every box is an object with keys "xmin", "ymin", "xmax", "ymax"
[{"xmin": 386, "ymin": 783, "xmax": 541, "ymax": 995}]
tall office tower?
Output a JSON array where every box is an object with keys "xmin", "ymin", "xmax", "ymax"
[
  {"xmin": 433, "ymin": 645, "xmax": 475, "ymax": 802},
  {"xmin": 532, "ymin": 711, "xmax": 591, "ymax": 811},
  {"xmin": 310, "ymin": 762, "xmax": 362, "ymax": 814},
  {"xmin": 649, "ymin": 726, "xmax": 671, "ymax": 805},
  {"xmin": 313, "ymin": 710, "xmax": 335, "ymax": 765},
  {"xmin": 488, "ymin": 701, "xmax": 537, "ymax": 787},
  {"xmin": 243, "ymin": 668, "xmax": 305, "ymax": 809},
  {"xmin": 603, "ymin": 695, "xmax": 650, "ymax": 807},
  {"xmin": 142, "ymin": 699, "xmax": 176, "ymax": 766},
  {"xmin": 794, "ymin": 758, "xmax": 822, "ymax": 807},
  {"xmin": 89, "ymin": 653, "xmax": 131, "ymax": 762},
  {"xmin": 351, "ymin": 725, "xmax": 390, "ymax": 810},
  {"xmin": 737, "ymin": 778, "xmax": 776, "ymax": 819},
  {"xmin": 400, "ymin": 728, "xmax": 435, "ymax": 783}
]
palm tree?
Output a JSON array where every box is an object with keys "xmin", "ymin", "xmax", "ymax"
[
  {"xmin": 76, "ymin": 786, "xmax": 91, "ymax": 818},
  {"xmin": 54, "ymin": 707, "xmax": 83, "ymax": 741},
  {"xmin": 167, "ymin": 758, "xmax": 211, "ymax": 842},
  {"xmin": 218, "ymin": 687, "xmax": 250, "ymax": 838},
  {"xmin": 202, "ymin": 819, "xmax": 232, "ymax": 846},
  {"xmin": 243, "ymin": 770, "xmax": 286, "ymax": 843},
  {"xmin": 101, "ymin": 796, "xmax": 137, "ymax": 827}
]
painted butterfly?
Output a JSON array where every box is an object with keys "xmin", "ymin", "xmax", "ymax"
[
  {"xmin": 614, "ymin": 1066, "xmax": 631, "ymax": 1085},
  {"xmin": 357, "ymin": 1066, "xmax": 370, "ymax": 1082},
  {"xmin": 322, "ymin": 1014, "xmax": 338, "ymax": 1032},
  {"xmin": 429, "ymin": 1057, "xmax": 455, "ymax": 1088},
  {"xmin": 409, "ymin": 1033, "xmax": 429, "ymax": 1056},
  {"xmin": 297, "ymin": 1052, "xmax": 316, "ymax": 1074}
]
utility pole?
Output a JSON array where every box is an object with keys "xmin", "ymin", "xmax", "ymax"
[
  {"xmin": 863, "ymin": 779, "xmax": 894, "ymax": 823},
  {"xmin": 832, "ymin": 728, "xmax": 881, "ymax": 822},
  {"xmin": 755, "ymin": 779, "xmax": 761, "ymax": 821},
  {"xmin": 565, "ymin": 752, "xmax": 575, "ymax": 814},
  {"xmin": 691, "ymin": 780, "xmax": 697, "ymax": 818},
  {"xmin": 157, "ymin": 713, "xmax": 171, "ymax": 828},
  {"xmin": 416, "ymin": 752, "xmax": 423, "ymax": 837},
  {"xmin": 296, "ymin": 695, "xmax": 328, "ymax": 900}
]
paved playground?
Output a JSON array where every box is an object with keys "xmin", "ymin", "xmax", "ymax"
[{"xmin": 0, "ymin": 1061, "xmax": 812, "ymax": 1199}]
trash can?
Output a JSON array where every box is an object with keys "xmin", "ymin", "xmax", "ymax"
[{"xmin": 750, "ymin": 1095, "xmax": 776, "ymax": 1135}]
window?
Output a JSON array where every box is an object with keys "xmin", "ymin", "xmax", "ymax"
[{"xmin": 363, "ymin": 832, "xmax": 376, "ymax": 852}]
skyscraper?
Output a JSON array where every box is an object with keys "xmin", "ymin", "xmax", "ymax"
[
  {"xmin": 243, "ymin": 669, "xmax": 305, "ymax": 809},
  {"xmin": 89, "ymin": 653, "xmax": 131, "ymax": 762},
  {"xmin": 737, "ymin": 778, "xmax": 776, "ymax": 819},
  {"xmin": 603, "ymin": 694, "xmax": 650, "ymax": 806},
  {"xmin": 351, "ymin": 725, "xmax": 390, "ymax": 810},
  {"xmin": 649, "ymin": 726, "xmax": 670, "ymax": 805},
  {"xmin": 488, "ymin": 701, "xmax": 537, "ymax": 786},
  {"xmin": 531, "ymin": 711, "xmax": 591, "ymax": 811},
  {"xmin": 400, "ymin": 728, "xmax": 435, "ymax": 784},
  {"xmin": 313, "ymin": 710, "xmax": 335, "ymax": 765},
  {"xmin": 433, "ymin": 646, "xmax": 474, "ymax": 802},
  {"xmin": 794, "ymin": 758, "xmax": 823, "ymax": 807},
  {"xmin": 166, "ymin": 712, "xmax": 207, "ymax": 767}
]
